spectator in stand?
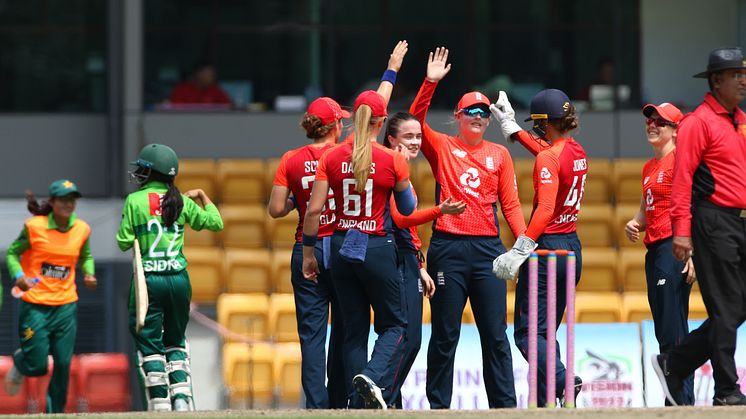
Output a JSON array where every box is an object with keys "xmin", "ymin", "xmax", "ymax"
[{"xmin": 169, "ymin": 62, "xmax": 232, "ymax": 107}]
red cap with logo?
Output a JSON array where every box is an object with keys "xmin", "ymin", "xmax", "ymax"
[
  {"xmin": 642, "ymin": 102, "xmax": 684, "ymax": 124},
  {"xmin": 457, "ymin": 91, "xmax": 491, "ymax": 111},
  {"xmin": 354, "ymin": 90, "xmax": 388, "ymax": 117},
  {"xmin": 307, "ymin": 97, "xmax": 350, "ymax": 125}
]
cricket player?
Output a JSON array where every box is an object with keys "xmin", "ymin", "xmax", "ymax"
[
  {"xmin": 116, "ymin": 143, "xmax": 223, "ymax": 411},
  {"xmin": 4, "ymin": 179, "xmax": 97, "ymax": 413}
]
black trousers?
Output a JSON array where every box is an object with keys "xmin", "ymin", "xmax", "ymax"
[{"xmin": 667, "ymin": 201, "xmax": 746, "ymax": 397}]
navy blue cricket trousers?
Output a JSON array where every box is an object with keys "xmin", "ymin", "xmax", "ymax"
[
  {"xmin": 390, "ymin": 248, "xmax": 423, "ymax": 408},
  {"xmin": 514, "ymin": 233, "xmax": 582, "ymax": 407},
  {"xmin": 645, "ymin": 237, "xmax": 694, "ymax": 405},
  {"xmin": 291, "ymin": 242, "xmax": 346, "ymax": 408},
  {"xmin": 329, "ymin": 232, "xmax": 408, "ymax": 408},
  {"xmin": 426, "ymin": 233, "xmax": 516, "ymax": 408}
]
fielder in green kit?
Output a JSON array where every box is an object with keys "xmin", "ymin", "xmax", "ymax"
[{"xmin": 116, "ymin": 144, "xmax": 223, "ymax": 411}]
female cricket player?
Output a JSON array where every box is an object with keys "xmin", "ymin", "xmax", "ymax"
[
  {"xmin": 116, "ymin": 143, "xmax": 223, "ymax": 411},
  {"xmin": 302, "ymin": 90, "xmax": 416, "ymax": 409},
  {"xmin": 383, "ymin": 111, "xmax": 466, "ymax": 407},
  {"xmin": 409, "ymin": 47, "xmax": 526, "ymax": 409},
  {"xmin": 4, "ymin": 179, "xmax": 97, "ymax": 413},
  {"xmin": 624, "ymin": 102, "xmax": 695, "ymax": 405},
  {"xmin": 268, "ymin": 41, "xmax": 408, "ymax": 409},
  {"xmin": 491, "ymin": 88, "xmax": 587, "ymax": 406}
]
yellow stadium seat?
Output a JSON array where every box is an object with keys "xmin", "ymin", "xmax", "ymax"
[
  {"xmin": 622, "ymin": 292, "xmax": 652, "ymax": 323},
  {"xmin": 575, "ymin": 204, "xmax": 614, "ymax": 247},
  {"xmin": 414, "ymin": 158, "xmax": 437, "ymax": 203},
  {"xmin": 584, "ymin": 159, "xmax": 612, "ymax": 204},
  {"xmin": 175, "ymin": 159, "xmax": 219, "ymax": 203},
  {"xmin": 615, "ymin": 204, "xmax": 646, "ymax": 247},
  {"xmin": 271, "ymin": 249, "xmax": 294, "ymax": 294},
  {"xmin": 224, "ymin": 248, "xmax": 272, "ymax": 294},
  {"xmin": 463, "ymin": 299, "xmax": 475, "ymax": 324},
  {"xmin": 506, "ymin": 291, "xmax": 515, "ymax": 324},
  {"xmin": 184, "ymin": 224, "xmax": 220, "ymax": 247},
  {"xmin": 613, "ymin": 159, "xmax": 647, "ymax": 204},
  {"xmin": 269, "ymin": 293, "xmax": 298, "ymax": 343},
  {"xmin": 417, "ymin": 221, "xmax": 434, "ymax": 251},
  {"xmin": 267, "ymin": 213, "xmax": 299, "ymax": 249},
  {"xmin": 575, "ymin": 292, "xmax": 622, "ymax": 323},
  {"xmin": 220, "ymin": 204, "xmax": 267, "ymax": 248},
  {"xmin": 689, "ymin": 292, "xmax": 708, "ymax": 320},
  {"xmin": 578, "ymin": 248, "xmax": 619, "ymax": 292},
  {"xmin": 422, "ymin": 297, "xmax": 431, "ymax": 324},
  {"xmin": 274, "ymin": 343, "xmax": 302, "ymax": 407},
  {"xmin": 514, "ymin": 158, "xmax": 535, "ymax": 204},
  {"xmin": 223, "ymin": 342, "xmax": 275, "ymax": 408},
  {"xmin": 265, "ymin": 157, "xmax": 282, "ymax": 199},
  {"xmin": 619, "ymin": 247, "xmax": 647, "ymax": 292},
  {"xmin": 218, "ymin": 159, "xmax": 267, "ymax": 204},
  {"xmin": 217, "ymin": 293, "xmax": 269, "ymax": 342},
  {"xmin": 182, "ymin": 247, "xmax": 224, "ymax": 303}
]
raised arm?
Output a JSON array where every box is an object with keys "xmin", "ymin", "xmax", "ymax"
[
  {"xmin": 409, "ymin": 48, "xmax": 452, "ymax": 164},
  {"xmin": 491, "ymin": 91, "xmax": 549, "ymax": 155},
  {"xmin": 377, "ymin": 40, "xmax": 408, "ymax": 106}
]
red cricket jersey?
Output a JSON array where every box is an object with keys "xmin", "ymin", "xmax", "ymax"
[
  {"xmin": 389, "ymin": 186, "xmax": 442, "ymax": 252},
  {"xmin": 514, "ymin": 132, "xmax": 587, "ymax": 239},
  {"xmin": 315, "ymin": 140, "xmax": 409, "ymax": 236},
  {"xmin": 273, "ymin": 144, "xmax": 337, "ymax": 241},
  {"xmin": 410, "ymin": 79, "xmax": 526, "ymax": 237},
  {"xmin": 641, "ymin": 151, "xmax": 675, "ymax": 245},
  {"xmin": 672, "ymin": 93, "xmax": 746, "ymax": 237}
]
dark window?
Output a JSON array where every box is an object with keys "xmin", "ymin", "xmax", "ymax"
[
  {"xmin": 0, "ymin": 0, "xmax": 107, "ymax": 112},
  {"xmin": 144, "ymin": 0, "xmax": 639, "ymax": 111}
]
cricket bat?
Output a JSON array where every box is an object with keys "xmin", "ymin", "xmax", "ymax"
[{"xmin": 133, "ymin": 239, "xmax": 148, "ymax": 335}]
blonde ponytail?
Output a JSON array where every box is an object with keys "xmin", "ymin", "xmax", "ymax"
[{"xmin": 352, "ymin": 104, "xmax": 374, "ymax": 193}]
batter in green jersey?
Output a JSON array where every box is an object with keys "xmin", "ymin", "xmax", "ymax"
[{"xmin": 116, "ymin": 144, "xmax": 223, "ymax": 412}]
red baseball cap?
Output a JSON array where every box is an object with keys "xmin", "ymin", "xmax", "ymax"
[
  {"xmin": 457, "ymin": 91, "xmax": 491, "ymax": 111},
  {"xmin": 307, "ymin": 97, "xmax": 350, "ymax": 125},
  {"xmin": 354, "ymin": 90, "xmax": 388, "ymax": 117},
  {"xmin": 642, "ymin": 102, "xmax": 684, "ymax": 124}
]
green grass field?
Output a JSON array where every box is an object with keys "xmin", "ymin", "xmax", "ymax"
[{"xmin": 3, "ymin": 407, "xmax": 746, "ymax": 419}]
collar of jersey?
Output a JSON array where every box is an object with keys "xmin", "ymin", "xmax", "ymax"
[
  {"xmin": 140, "ymin": 181, "xmax": 169, "ymax": 191},
  {"xmin": 47, "ymin": 212, "xmax": 77, "ymax": 231}
]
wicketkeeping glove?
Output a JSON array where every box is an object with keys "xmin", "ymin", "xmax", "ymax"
[
  {"xmin": 492, "ymin": 235, "xmax": 538, "ymax": 280},
  {"xmin": 489, "ymin": 91, "xmax": 522, "ymax": 142}
]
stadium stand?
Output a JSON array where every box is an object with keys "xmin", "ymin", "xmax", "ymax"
[
  {"xmin": 183, "ymin": 247, "xmax": 225, "ymax": 303},
  {"xmin": 222, "ymin": 342, "xmax": 275, "ymax": 408},
  {"xmin": 175, "ymin": 159, "xmax": 219, "ymax": 202},
  {"xmin": 613, "ymin": 158, "xmax": 647, "ymax": 204},
  {"xmin": 268, "ymin": 293, "xmax": 298, "ymax": 343},
  {"xmin": 621, "ymin": 292, "xmax": 653, "ymax": 323},
  {"xmin": 575, "ymin": 292, "xmax": 623, "ymax": 323},
  {"xmin": 224, "ymin": 248, "xmax": 272, "ymax": 294},
  {"xmin": 220, "ymin": 204, "xmax": 267, "ymax": 248},
  {"xmin": 578, "ymin": 248, "xmax": 619, "ymax": 292},
  {"xmin": 217, "ymin": 293, "xmax": 270, "ymax": 342},
  {"xmin": 218, "ymin": 159, "xmax": 267, "ymax": 204},
  {"xmin": 584, "ymin": 158, "xmax": 613, "ymax": 204},
  {"xmin": 273, "ymin": 343, "xmax": 302, "ymax": 407}
]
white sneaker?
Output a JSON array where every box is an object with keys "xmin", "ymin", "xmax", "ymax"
[
  {"xmin": 353, "ymin": 374, "xmax": 387, "ymax": 410},
  {"xmin": 4, "ymin": 365, "xmax": 23, "ymax": 396},
  {"xmin": 173, "ymin": 398, "xmax": 190, "ymax": 411}
]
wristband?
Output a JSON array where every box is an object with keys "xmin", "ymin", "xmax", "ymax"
[
  {"xmin": 289, "ymin": 196, "xmax": 297, "ymax": 209},
  {"xmin": 302, "ymin": 233, "xmax": 317, "ymax": 247},
  {"xmin": 381, "ymin": 69, "xmax": 397, "ymax": 85}
]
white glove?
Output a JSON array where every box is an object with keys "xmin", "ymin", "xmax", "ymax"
[
  {"xmin": 492, "ymin": 235, "xmax": 538, "ymax": 280},
  {"xmin": 489, "ymin": 91, "xmax": 522, "ymax": 142}
]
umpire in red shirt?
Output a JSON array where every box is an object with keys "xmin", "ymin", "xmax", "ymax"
[{"xmin": 651, "ymin": 47, "xmax": 746, "ymax": 406}]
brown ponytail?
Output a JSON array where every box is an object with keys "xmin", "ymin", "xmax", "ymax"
[
  {"xmin": 26, "ymin": 191, "xmax": 53, "ymax": 216},
  {"xmin": 300, "ymin": 113, "xmax": 336, "ymax": 139},
  {"xmin": 551, "ymin": 103, "xmax": 580, "ymax": 134}
]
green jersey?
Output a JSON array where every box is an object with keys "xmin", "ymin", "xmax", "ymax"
[{"xmin": 116, "ymin": 181, "xmax": 223, "ymax": 273}]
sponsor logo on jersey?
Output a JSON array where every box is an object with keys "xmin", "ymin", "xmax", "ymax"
[
  {"xmin": 41, "ymin": 263, "xmax": 71, "ymax": 280},
  {"xmin": 452, "ymin": 149, "xmax": 467, "ymax": 158},
  {"xmin": 148, "ymin": 192, "xmax": 163, "ymax": 216},
  {"xmin": 486, "ymin": 157, "xmax": 494, "ymax": 170},
  {"xmin": 459, "ymin": 167, "xmax": 481, "ymax": 189},
  {"xmin": 540, "ymin": 167, "xmax": 552, "ymax": 184},
  {"xmin": 657, "ymin": 171, "xmax": 665, "ymax": 184},
  {"xmin": 23, "ymin": 327, "xmax": 34, "ymax": 341},
  {"xmin": 436, "ymin": 272, "xmax": 445, "ymax": 286},
  {"xmin": 656, "ymin": 279, "xmax": 666, "ymax": 286}
]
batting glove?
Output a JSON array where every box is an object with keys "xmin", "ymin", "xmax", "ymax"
[
  {"xmin": 492, "ymin": 235, "xmax": 537, "ymax": 280},
  {"xmin": 489, "ymin": 91, "xmax": 522, "ymax": 142}
]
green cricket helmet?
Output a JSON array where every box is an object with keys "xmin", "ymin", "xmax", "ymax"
[{"xmin": 133, "ymin": 143, "xmax": 179, "ymax": 174}]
